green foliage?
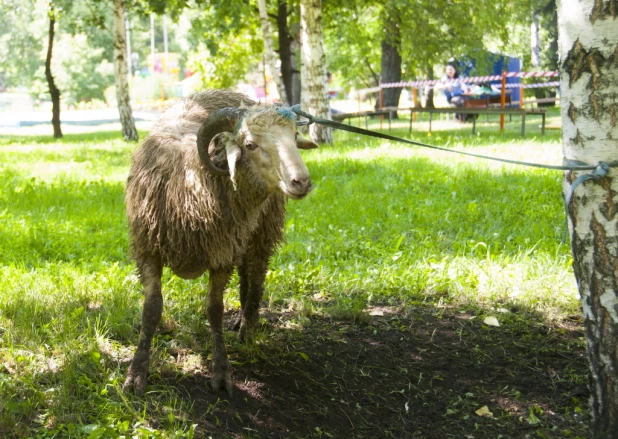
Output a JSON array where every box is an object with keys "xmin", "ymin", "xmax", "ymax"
[
  {"xmin": 0, "ymin": 0, "xmax": 44, "ymax": 88},
  {"xmin": 31, "ymin": 33, "xmax": 115, "ymax": 104},
  {"xmin": 323, "ymin": 3, "xmax": 382, "ymax": 88},
  {"xmin": 322, "ymin": 0, "xmax": 539, "ymax": 85},
  {"xmin": 187, "ymin": 3, "xmax": 264, "ymax": 89}
]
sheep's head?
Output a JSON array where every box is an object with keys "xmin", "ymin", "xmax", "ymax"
[{"xmin": 196, "ymin": 105, "xmax": 318, "ymax": 200}]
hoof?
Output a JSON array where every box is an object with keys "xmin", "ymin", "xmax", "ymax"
[
  {"xmin": 211, "ymin": 368, "xmax": 233, "ymax": 397},
  {"xmin": 123, "ymin": 352, "xmax": 150, "ymax": 396},
  {"xmin": 229, "ymin": 314, "xmax": 242, "ymax": 332},
  {"xmin": 123, "ymin": 367, "xmax": 148, "ymax": 396},
  {"xmin": 239, "ymin": 322, "xmax": 255, "ymax": 344}
]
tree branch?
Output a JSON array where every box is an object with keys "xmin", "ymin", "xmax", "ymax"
[{"xmin": 363, "ymin": 56, "xmax": 379, "ymax": 86}]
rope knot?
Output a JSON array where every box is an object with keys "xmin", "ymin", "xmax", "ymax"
[
  {"xmin": 562, "ymin": 161, "xmax": 611, "ymax": 243},
  {"xmin": 291, "ymin": 105, "xmax": 316, "ymax": 126}
]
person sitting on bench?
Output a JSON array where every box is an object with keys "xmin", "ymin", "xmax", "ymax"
[{"xmin": 435, "ymin": 61, "xmax": 473, "ymax": 121}]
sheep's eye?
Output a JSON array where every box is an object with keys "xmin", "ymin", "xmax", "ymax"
[
  {"xmin": 295, "ymin": 132, "xmax": 299, "ymax": 140},
  {"xmin": 246, "ymin": 141, "xmax": 259, "ymax": 151}
]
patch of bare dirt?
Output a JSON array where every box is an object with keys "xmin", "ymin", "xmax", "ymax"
[{"xmin": 161, "ymin": 307, "xmax": 588, "ymax": 438}]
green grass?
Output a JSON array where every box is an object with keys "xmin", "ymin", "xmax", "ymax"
[{"xmin": 0, "ymin": 116, "xmax": 582, "ymax": 438}]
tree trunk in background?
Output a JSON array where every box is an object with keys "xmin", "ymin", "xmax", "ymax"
[
  {"xmin": 291, "ymin": 24, "xmax": 302, "ymax": 106},
  {"xmin": 376, "ymin": 16, "xmax": 402, "ymax": 117},
  {"xmin": 424, "ymin": 66, "xmax": 435, "ymax": 109},
  {"xmin": 558, "ymin": 1, "xmax": 618, "ymax": 436},
  {"xmin": 112, "ymin": 0, "xmax": 138, "ymax": 141},
  {"xmin": 300, "ymin": 0, "xmax": 332, "ymax": 144},
  {"xmin": 258, "ymin": 0, "xmax": 284, "ymax": 101},
  {"xmin": 45, "ymin": 9, "xmax": 62, "ymax": 139},
  {"xmin": 545, "ymin": 0, "xmax": 559, "ymax": 71},
  {"xmin": 531, "ymin": 12, "xmax": 541, "ymax": 67},
  {"xmin": 277, "ymin": 0, "xmax": 294, "ymax": 105}
]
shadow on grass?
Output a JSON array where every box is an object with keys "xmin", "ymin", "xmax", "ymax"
[
  {"xmin": 1, "ymin": 302, "xmax": 588, "ymax": 438},
  {"xmin": 143, "ymin": 306, "xmax": 588, "ymax": 439}
]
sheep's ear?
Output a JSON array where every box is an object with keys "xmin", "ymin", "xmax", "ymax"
[
  {"xmin": 296, "ymin": 134, "xmax": 319, "ymax": 150},
  {"xmin": 225, "ymin": 142, "xmax": 243, "ymax": 190}
]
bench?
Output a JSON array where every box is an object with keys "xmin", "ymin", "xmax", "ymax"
[
  {"xmin": 464, "ymin": 94, "xmax": 511, "ymax": 108},
  {"xmin": 333, "ymin": 106, "xmax": 547, "ymax": 137}
]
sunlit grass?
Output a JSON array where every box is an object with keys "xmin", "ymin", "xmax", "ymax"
[{"xmin": 0, "ymin": 120, "xmax": 579, "ymax": 437}]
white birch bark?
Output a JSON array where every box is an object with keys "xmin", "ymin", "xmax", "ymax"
[
  {"xmin": 112, "ymin": 0, "xmax": 138, "ymax": 141},
  {"xmin": 558, "ymin": 0, "xmax": 618, "ymax": 436},
  {"xmin": 257, "ymin": 0, "xmax": 284, "ymax": 101},
  {"xmin": 300, "ymin": 0, "xmax": 332, "ymax": 144},
  {"xmin": 531, "ymin": 12, "xmax": 541, "ymax": 68}
]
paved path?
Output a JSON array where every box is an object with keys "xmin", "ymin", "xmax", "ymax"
[
  {"xmin": 0, "ymin": 108, "xmax": 162, "ymax": 135},
  {"xmin": 0, "ymin": 108, "xmax": 161, "ymax": 128}
]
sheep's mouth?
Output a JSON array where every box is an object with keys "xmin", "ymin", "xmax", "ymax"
[{"xmin": 281, "ymin": 185, "xmax": 313, "ymax": 200}]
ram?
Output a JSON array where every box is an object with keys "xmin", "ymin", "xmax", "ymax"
[{"xmin": 123, "ymin": 90, "xmax": 317, "ymax": 396}]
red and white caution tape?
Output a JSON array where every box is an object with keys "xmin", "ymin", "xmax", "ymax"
[
  {"xmin": 496, "ymin": 81, "xmax": 560, "ymax": 89},
  {"xmin": 367, "ymin": 71, "xmax": 561, "ymax": 92}
]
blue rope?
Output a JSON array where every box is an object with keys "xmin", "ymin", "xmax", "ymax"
[
  {"xmin": 292, "ymin": 108, "xmax": 618, "ymax": 171},
  {"xmin": 292, "ymin": 108, "xmax": 617, "ymax": 243}
]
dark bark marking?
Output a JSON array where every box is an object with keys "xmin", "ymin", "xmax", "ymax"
[
  {"xmin": 591, "ymin": 215, "xmax": 613, "ymax": 276},
  {"xmin": 590, "ymin": 0, "xmax": 603, "ymax": 22},
  {"xmin": 563, "ymin": 39, "xmax": 606, "ymax": 92},
  {"xmin": 608, "ymin": 43, "xmax": 618, "ymax": 68},
  {"xmin": 589, "ymin": 213, "xmax": 618, "ymax": 435},
  {"xmin": 563, "ymin": 39, "xmax": 588, "ymax": 86},
  {"xmin": 610, "ymin": 103, "xmax": 617, "ymax": 129},
  {"xmin": 570, "ymin": 227, "xmax": 585, "ymax": 279},
  {"xmin": 591, "ymin": 0, "xmax": 618, "ymax": 22},
  {"xmin": 586, "ymin": 50, "xmax": 606, "ymax": 92},
  {"xmin": 590, "ymin": 92, "xmax": 601, "ymax": 121},
  {"xmin": 568, "ymin": 102, "xmax": 578, "ymax": 123},
  {"xmin": 570, "ymin": 129, "xmax": 585, "ymax": 147},
  {"xmin": 598, "ymin": 178, "xmax": 618, "ymax": 221}
]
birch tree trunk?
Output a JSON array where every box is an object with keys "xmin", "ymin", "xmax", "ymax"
[
  {"xmin": 531, "ymin": 12, "xmax": 541, "ymax": 68},
  {"xmin": 300, "ymin": 0, "xmax": 332, "ymax": 144},
  {"xmin": 45, "ymin": 7, "xmax": 62, "ymax": 139},
  {"xmin": 558, "ymin": 1, "xmax": 618, "ymax": 436},
  {"xmin": 112, "ymin": 0, "xmax": 138, "ymax": 141},
  {"xmin": 258, "ymin": 0, "xmax": 284, "ymax": 101}
]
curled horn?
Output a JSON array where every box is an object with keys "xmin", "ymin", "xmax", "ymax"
[{"xmin": 196, "ymin": 107, "xmax": 248, "ymax": 176}]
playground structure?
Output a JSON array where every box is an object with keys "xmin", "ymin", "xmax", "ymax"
[{"xmin": 351, "ymin": 71, "xmax": 560, "ymax": 133}]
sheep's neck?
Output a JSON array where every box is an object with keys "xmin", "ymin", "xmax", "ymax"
[{"xmin": 226, "ymin": 172, "xmax": 272, "ymax": 215}]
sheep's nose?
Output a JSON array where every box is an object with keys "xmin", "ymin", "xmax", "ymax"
[{"xmin": 290, "ymin": 177, "xmax": 312, "ymax": 192}]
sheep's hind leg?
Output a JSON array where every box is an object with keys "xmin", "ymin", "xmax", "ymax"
[
  {"xmin": 123, "ymin": 255, "xmax": 163, "ymax": 396},
  {"xmin": 208, "ymin": 267, "xmax": 234, "ymax": 396}
]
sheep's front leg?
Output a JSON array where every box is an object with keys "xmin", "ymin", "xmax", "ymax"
[
  {"xmin": 123, "ymin": 256, "xmax": 163, "ymax": 396},
  {"xmin": 208, "ymin": 267, "xmax": 233, "ymax": 396},
  {"xmin": 236, "ymin": 258, "xmax": 268, "ymax": 343}
]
